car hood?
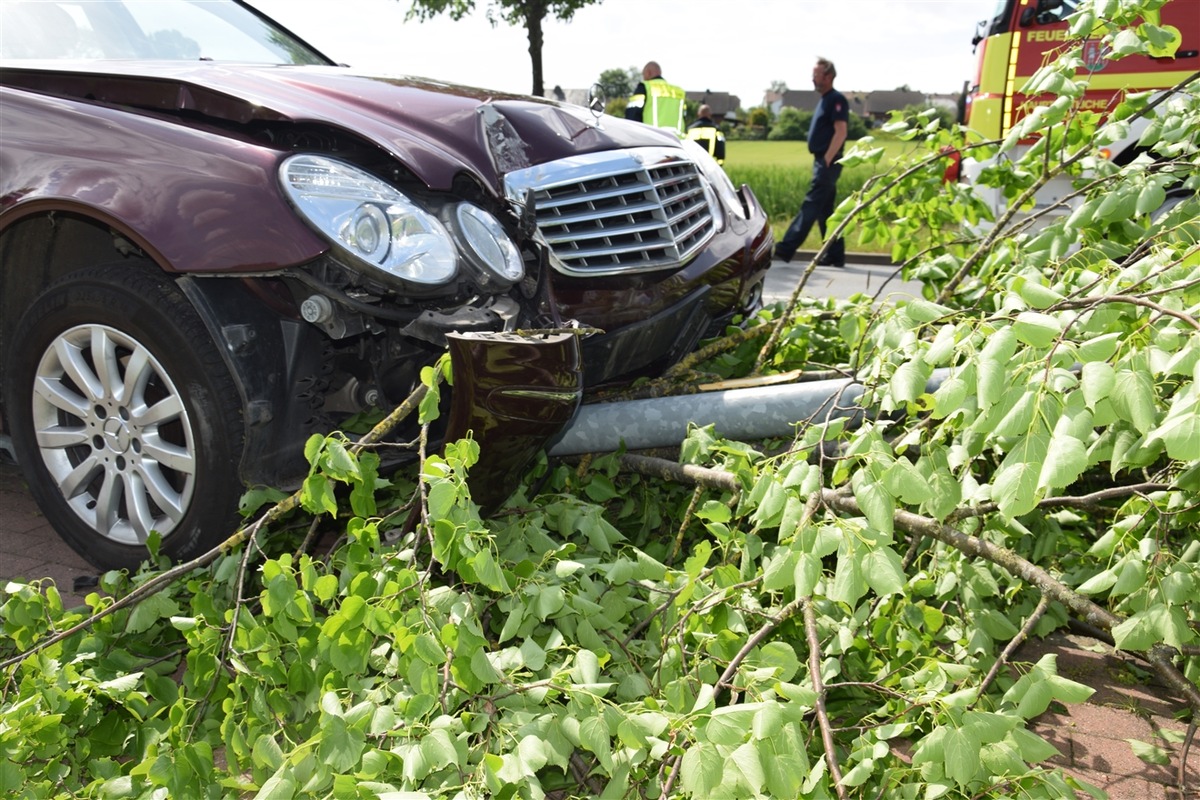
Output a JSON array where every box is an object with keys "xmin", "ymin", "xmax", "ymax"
[{"xmin": 0, "ymin": 61, "xmax": 683, "ymax": 194}]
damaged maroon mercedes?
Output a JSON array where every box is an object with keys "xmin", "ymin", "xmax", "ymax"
[{"xmin": 0, "ymin": 0, "xmax": 772, "ymax": 570}]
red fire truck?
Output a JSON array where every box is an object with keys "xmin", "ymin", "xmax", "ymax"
[{"xmin": 960, "ymin": 0, "xmax": 1198, "ymax": 216}]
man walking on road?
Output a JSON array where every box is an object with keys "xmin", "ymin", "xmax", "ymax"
[{"xmin": 775, "ymin": 57, "xmax": 848, "ymax": 267}]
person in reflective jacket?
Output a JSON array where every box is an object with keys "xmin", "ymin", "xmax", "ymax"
[
  {"xmin": 686, "ymin": 104, "xmax": 726, "ymax": 165},
  {"xmin": 625, "ymin": 61, "xmax": 686, "ymax": 136}
]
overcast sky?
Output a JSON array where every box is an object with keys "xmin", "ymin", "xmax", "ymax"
[{"xmin": 246, "ymin": 0, "xmax": 994, "ymax": 106}]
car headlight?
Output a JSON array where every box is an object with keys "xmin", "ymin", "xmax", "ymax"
[
  {"xmin": 280, "ymin": 154, "xmax": 457, "ymax": 285},
  {"xmin": 452, "ymin": 202, "xmax": 524, "ymax": 287}
]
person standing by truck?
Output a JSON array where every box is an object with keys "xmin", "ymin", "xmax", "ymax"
[
  {"xmin": 625, "ymin": 61, "xmax": 687, "ymax": 136},
  {"xmin": 775, "ymin": 57, "xmax": 849, "ymax": 267}
]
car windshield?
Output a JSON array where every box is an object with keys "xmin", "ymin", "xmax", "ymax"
[{"xmin": 0, "ymin": 0, "xmax": 329, "ymax": 64}]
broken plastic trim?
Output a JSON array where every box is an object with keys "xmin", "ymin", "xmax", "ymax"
[{"xmin": 444, "ymin": 330, "xmax": 583, "ymax": 509}]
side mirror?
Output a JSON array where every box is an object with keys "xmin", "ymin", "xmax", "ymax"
[{"xmin": 1020, "ymin": 0, "xmax": 1063, "ymax": 26}]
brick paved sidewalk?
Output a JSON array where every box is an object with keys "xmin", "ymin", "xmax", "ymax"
[
  {"xmin": 0, "ymin": 459, "xmax": 97, "ymax": 605},
  {"xmin": 1019, "ymin": 633, "xmax": 1199, "ymax": 800}
]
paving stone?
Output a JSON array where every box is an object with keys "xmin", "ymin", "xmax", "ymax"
[{"xmin": 1067, "ymin": 766, "xmax": 1170, "ymax": 800}]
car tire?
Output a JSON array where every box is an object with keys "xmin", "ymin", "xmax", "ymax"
[{"xmin": 5, "ymin": 264, "xmax": 246, "ymax": 571}]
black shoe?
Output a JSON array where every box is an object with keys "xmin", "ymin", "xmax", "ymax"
[
  {"xmin": 774, "ymin": 246, "xmax": 794, "ymax": 264},
  {"xmin": 818, "ymin": 256, "xmax": 845, "ymax": 267}
]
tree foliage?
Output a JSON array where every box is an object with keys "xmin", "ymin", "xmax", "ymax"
[
  {"xmin": 4, "ymin": 1, "xmax": 1200, "ymax": 798},
  {"xmin": 767, "ymin": 108, "xmax": 868, "ymax": 142},
  {"xmin": 402, "ymin": 0, "xmax": 603, "ymax": 96},
  {"xmin": 596, "ymin": 66, "xmax": 637, "ymax": 103}
]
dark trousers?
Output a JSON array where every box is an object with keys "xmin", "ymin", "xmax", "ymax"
[{"xmin": 776, "ymin": 158, "xmax": 844, "ymax": 264}]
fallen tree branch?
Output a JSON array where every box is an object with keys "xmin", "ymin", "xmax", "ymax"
[
  {"xmin": 804, "ymin": 596, "xmax": 849, "ymax": 799},
  {"xmin": 615, "ymin": 453, "xmax": 742, "ymax": 495},
  {"xmin": 946, "ymin": 482, "xmax": 1171, "ymax": 522},
  {"xmin": 1, "ymin": 381, "xmax": 433, "ymax": 671},
  {"xmin": 822, "ymin": 490, "xmax": 1200, "ymax": 715},
  {"xmin": 974, "ymin": 594, "xmax": 1052, "ymax": 703}
]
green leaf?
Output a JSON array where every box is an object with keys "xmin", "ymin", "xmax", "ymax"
[
  {"xmin": 318, "ymin": 715, "xmax": 366, "ymax": 773},
  {"xmin": 301, "ymin": 473, "xmax": 338, "ymax": 517},
  {"xmin": 1150, "ymin": 405, "xmax": 1200, "ymax": 461},
  {"xmin": 1012, "ymin": 312, "xmax": 1061, "ymax": 349},
  {"xmin": 863, "ymin": 547, "xmax": 906, "ymax": 597},
  {"xmin": 904, "ymin": 299, "xmax": 954, "ymax": 323},
  {"xmin": 883, "ymin": 459, "xmax": 933, "ymax": 505},
  {"xmin": 126, "ymin": 593, "xmax": 180, "ymax": 634},
  {"xmin": 1007, "ymin": 727, "xmax": 1062, "ymax": 763},
  {"xmin": 579, "ymin": 714, "xmax": 613, "ymax": 770},
  {"xmin": 1139, "ymin": 22, "xmax": 1182, "ymax": 58},
  {"xmin": 426, "ymin": 481, "xmax": 458, "ymax": 521},
  {"xmin": 829, "ymin": 548, "xmax": 868, "ymax": 606},
  {"xmin": 1111, "ymin": 369, "xmax": 1158, "ymax": 434},
  {"xmin": 892, "ymin": 359, "xmax": 933, "ymax": 404},
  {"xmin": 420, "ymin": 729, "xmax": 461, "ymax": 771},
  {"xmin": 724, "ymin": 742, "xmax": 766, "ymax": 794},
  {"xmin": 706, "ymin": 706, "xmax": 758, "ymax": 746},
  {"xmin": 755, "ymin": 643, "xmax": 801, "ymax": 683},
  {"xmin": 794, "ymin": 552, "xmax": 822, "ymax": 599},
  {"xmin": 763, "ymin": 549, "xmax": 799, "ymax": 592},
  {"xmin": 992, "ymin": 426, "xmax": 1051, "ymax": 517},
  {"xmin": 470, "ymin": 549, "xmax": 510, "ymax": 593},
  {"xmin": 1078, "ymin": 332, "xmax": 1122, "ymax": 362},
  {"xmin": 681, "ymin": 743, "xmax": 723, "ymax": 797},
  {"xmin": 1081, "ymin": 362, "xmax": 1116, "ymax": 409},
  {"xmin": 321, "ymin": 440, "xmax": 359, "ymax": 482},
  {"xmin": 853, "ymin": 471, "xmax": 894, "ymax": 537},
  {"xmin": 1135, "ymin": 181, "xmax": 1167, "ymax": 216},
  {"xmin": 254, "ymin": 766, "xmax": 297, "ymax": 799},
  {"xmin": 1038, "ymin": 431, "xmax": 1087, "ymax": 492},
  {"xmin": 470, "ymin": 648, "xmax": 502, "ymax": 685},
  {"xmin": 1127, "ymin": 738, "xmax": 1172, "ymax": 765},
  {"xmin": 943, "ymin": 725, "xmax": 982, "ymax": 786},
  {"xmin": 1076, "ymin": 569, "xmax": 1118, "ymax": 595}
]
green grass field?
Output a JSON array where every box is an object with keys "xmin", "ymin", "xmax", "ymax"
[{"xmin": 724, "ymin": 138, "xmax": 917, "ymax": 252}]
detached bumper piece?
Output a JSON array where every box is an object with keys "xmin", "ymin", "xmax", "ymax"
[{"xmin": 444, "ymin": 330, "xmax": 583, "ymax": 509}]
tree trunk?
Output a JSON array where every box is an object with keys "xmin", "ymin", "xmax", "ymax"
[{"xmin": 524, "ymin": 2, "xmax": 546, "ymax": 97}]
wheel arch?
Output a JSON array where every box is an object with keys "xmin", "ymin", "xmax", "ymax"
[{"xmin": 0, "ymin": 206, "xmax": 173, "ymax": 418}]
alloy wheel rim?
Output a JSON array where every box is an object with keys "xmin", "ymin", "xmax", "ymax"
[{"xmin": 31, "ymin": 324, "xmax": 196, "ymax": 546}]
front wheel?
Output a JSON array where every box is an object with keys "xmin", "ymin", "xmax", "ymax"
[{"xmin": 5, "ymin": 264, "xmax": 246, "ymax": 571}]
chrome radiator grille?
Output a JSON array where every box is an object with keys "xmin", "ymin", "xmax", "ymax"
[{"xmin": 504, "ymin": 147, "xmax": 717, "ymax": 276}]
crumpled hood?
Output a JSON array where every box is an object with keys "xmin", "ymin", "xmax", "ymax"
[{"xmin": 0, "ymin": 61, "xmax": 684, "ymax": 194}]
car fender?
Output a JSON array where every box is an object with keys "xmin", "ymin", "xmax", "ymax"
[{"xmin": 0, "ymin": 87, "xmax": 328, "ymax": 274}]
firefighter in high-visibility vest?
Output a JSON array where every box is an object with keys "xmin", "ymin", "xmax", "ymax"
[
  {"xmin": 686, "ymin": 104, "xmax": 726, "ymax": 165},
  {"xmin": 624, "ymin": 61, "xmax": 686, "ymax": 136}
]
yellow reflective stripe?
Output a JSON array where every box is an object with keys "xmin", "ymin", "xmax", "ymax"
[
  {"xmin": 971, "ymin": 33, "xmax": 1014, "ymax": 139},
  {"xmin": 1005, "ymin": 27, "xmax": 1021, "ymax": 135}
]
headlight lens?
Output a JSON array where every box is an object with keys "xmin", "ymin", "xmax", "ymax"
[
  {"xmin": 280, "ymin": 154, "xmax": 456, "ymax": 285},
  {"xmin": 454, "ymin": 203, "xmax": 524, "ymax": 283}
]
